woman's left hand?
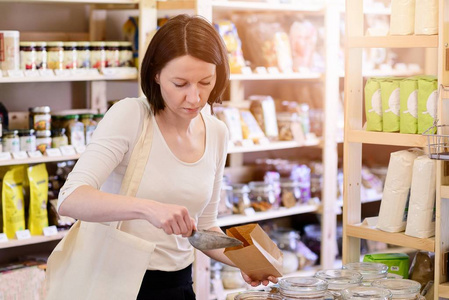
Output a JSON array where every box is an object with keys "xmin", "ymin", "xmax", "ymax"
[{"xmin": 241, "ymin": 271, "xmax": 278, "ymax": 287}]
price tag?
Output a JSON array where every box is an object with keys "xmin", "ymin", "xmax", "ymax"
[
  {"xmin": 102, "ymin": 67, "xmax": 119, "ymax": 76},
  {"xmin": 0, "ymin": 71, "xmax": 3, "ymax": 78},
  {"xmin": 86, "ymin": 68, "xmax": 100, "ymax": 76},
  {"xmin": 46, "ymin": 148, "xmax": 62, "ymax": 157},
  {"xmin": 71, "ymin": 69, "xmax": 89, "ymax": 76},
  {"xmin": 0, "ymin": 233, "xmax": 8, "ymax": 243},
  {"xmin": 60, "ymin": 145, "xmax": 76, "ymax": 156},
  {"xmin": 7, "ymin": 70, "xmax": 24, "ymax": 78},
  {"xmin": 0, "ymin": 152, "xmax": 12, "ymax": 161},
  {"xmin": 12, "ymin": 151, "xmax": 28, "ymax": 159},
  {"xmin": 258, "ymin": 137, "xmax": 270, "ymax": 145},
  {"xmin": 24, "ymin": 70, "xmax": 40, "ymax": 77},
  {"xmin": 16, "ymin": 229, "xmax": 31, "ymax": 240},
  {"xmin": 39, "ymin": 69, "xmax": 55, "ymax": 77},
  {"xmin": 54, "ymin": 69, "xmax": 72, "ymax": 77},
  {"xmin": 267, "ymin": 67, "xmax": 280, "ymax": 74},
  {"xmin": 43, "ymin": 225, "xmax": 58, "ymax": 237},
  {"xmin": 241, "ymin": 139, "xmax": 254, "ymax": 147},
  {"xmin": 28, "ymin": 150, "xmax": 43, "ymax": 158},
  {"xmin": 243, "ymin": 207, "xmax": 256, "ymax": 216},
  {"xmin": 75, "ymin": 145, "xmax": 86, "ymax": 154},
  {"xmin": 241, "ymin": 66, "xmax": 252, "ymax": 75},
  {"xmin": 255, "ymin": 66, "xmax": 268, "ymax": 74}
]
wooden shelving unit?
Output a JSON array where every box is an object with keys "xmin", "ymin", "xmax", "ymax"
[{"xmin": 0, "ymin": 231, "xmax": 68, "ymax": 250}]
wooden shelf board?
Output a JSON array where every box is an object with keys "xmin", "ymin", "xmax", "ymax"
[
  {"xmin": 211, "ymin": 1, "xmax": 324, "ymax": 12},
  {"xmin": 217, "ymin": 205, "xmax": 318, "ymax": 227},
  {"xmin": 441, "ymin": 185, "xmax": 449, "ymax": 199},
  {"xmin": 0, "ymin": 74, "xmax": 137, "ymax": 83},
  {"xmin": 0, "ymin": 154, "xmax": 81, "ymax": 166},
  {"xmin": 346, "ymin": 224, "xmax": 435, "ymax": 252},
  {"xmin": 0, "ymin": 0, "xmax": 138, "ymax": 3},
  {"xmin": 0, "ymin": 230, "xmax": 67, "ymax": 249},
  {"xmin": 439, "ymin": 282, "xmax": 449, "ymax": 298},
  {"xmin": 339, "ymin": 69, "xmax": 423, "ymax": 78},
  {"xmin": 157, "ymin": 0, "xmax": 195, "ymax": 10},
  {"xmin": 227, "ymin": 139, "xmax": 320, "ymax": 154},
  {"xmin": 230, "ymin": 73, "xmax": 322, "ymax": 81},
  {"xmin": 347, "ymin": 35, "xmax": 438, "ymax": 48},
  {"xmin": 346, "ymin": 130, "xmax": 427, "ymax": 147}
]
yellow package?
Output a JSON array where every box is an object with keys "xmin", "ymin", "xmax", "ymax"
[
  {"xmin": 2, "ymin": 166, "xmax": 26, "ymax": 238},
  {"xmin": 27, "ymin": 164, "xmax": 49, "ymax": 235}
]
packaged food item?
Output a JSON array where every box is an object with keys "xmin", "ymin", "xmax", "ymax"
[
  {"xmin": 390, "ymin": 0, "xmax": 415, "ymax": 35},
  {"xmin": 35, "ymin": 41, "xmax": 47, "ymax": 70},
  {"xmin": 76, "ymin": 41, "xmax": 90, "ymax": 69},
  {"xmin": 123, "ymin": 16, "xmax": 139, "ymax": 68},
  {"xmin": 63, "ymin": 41, "xmax": 78, "ymax": 70},
  {"xmin": 118, "ymin": 41, "xmax": 133, "ymax": 67},
  {"xmin": 274, "ymin": 32, "xmax": 293, "ymax": 73},
  {"xmin": 19, "ymin": 129, "xmax": 36, "ymax": 152},
  {"xmin": 214, "ymin": 20, "xmax": 246, "ymax": 74},
  {"xmin": 105, "ymin": 41, "xmax": 120, "ymax": 68},
  {"xmin": 240, "ymin": 110, "xmax": 266, "ymax": 143},
  {"xmin": 3, "ymin": 129, "xmax": 20, "ymax": 152},
  {"xmin": 365, "ymin": 78, "xmax": 383, "ymax": 131},
  {"xmin": 27, "ymin": 164, "xmax": 49, "ymax": 235},
  {"xmin": 20, "ymin": 42, "xmax": 36, "ymax": 70},
  {"xmin": 0, "ymin": 31, "xmax": 20, "ymax": 72},
  {"xmin": 380, "ymin": 78, "xmax": 401, "ymax": 132},
  {"xmin": 249, "ymin": 95, "xmax": 279, "ymax": 140},
  {"xmin": 51, "ymin": 128, "xmax": 69, "ymax": 148},
  {"xmin": 216, "ymin": 106, "xmax": 243, "ymax": 144},
  {"xmin": 400, "ymin": 78, "xmax": 418, "ymax": 134},
  {"xmin": 363, "ymin": 253, "xmax": 410, "ymax": 279},
  {"xmin": 62, "ymin": 114, "xmax": 85, "ymax": 147},
  {"xmin": 2, "ymin": 166, "xmax": 26, "ymax": 238},
  {"xmin": 36, "ymin": 130, "xmax": 52, "ymax": 153},
  {"xmin": 80, "ymin": 113, "xmax": 97, "ymax": 145},
  {"xmin": 417, "ymin": 76, "xmax": 437, "ymax": 134},
  {"xmin": 248, "ymin": 181, "xmax": 277, "ymax": 211},
  {"xmin": 29, "ymin": 106, "xmax": 51, "ymax": 131},
  {"xmin": 90, "ymin": 41, "xmax": 106, "ymax": 70},
  {"xmin": 230, "ymin": 183, "xmax": 251, "ymax": 214},
  {"xmin": 414, "ymin": 0, "xmax": 438, "ymax": 35},
  {"xmin": 47, "ymin": 41, "xmax": 64, "ymax": 70},
  {"xmin": 409, "ymin": 252, "xmax": 434, "ymax": 292},
  {"xmin": 279, "ymin": 178, "xmax": 301, "ymax": 208},
  {"xmin": 277, "ymin": 112, "xmax": 304, "ymax": 142},
  {"xmin": 289, "ymin": 20, "xmax": 318, "ymax": 72}
]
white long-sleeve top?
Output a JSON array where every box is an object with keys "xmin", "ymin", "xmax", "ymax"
[{"xmin": 57, "ymin": 97, "xmax": 229, "ymax": 271}]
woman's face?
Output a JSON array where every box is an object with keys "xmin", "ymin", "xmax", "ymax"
[{"xmin": 156, "ymin": 55, "xmax": 217, "ymax": 120}]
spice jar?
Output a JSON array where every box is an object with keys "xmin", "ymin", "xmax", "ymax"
[
  {"xmin": 51, "ymin": 128, "xmax": 68, "ymax": 148},
  {"xmin": 341, "ymin": 286, "xmax": 392, "ymax": 300},
  {"xmin": 105, "ymin": 41, "xmax": 120, "ymax": 68},
  {"xmin": 93, "ymin": 113, "xmax": 104, "ymax": 123},
  {"xmin": 63, "ymin": 41, "xmax": 78, "ymax": 69},
  {"xmin": 20, "ymin": 41, "xmax": 36, "ymax": 70},
  {"xmin": 230, "ymin": 183, "xmax": 251, "ymax": 214},
  {"xmin": 280, "ymin": 178, "xmax": 301, "ymax": 208},
  {"xmin": 35, "ymin": 41, "xmax": 47, "ymax": 70},
  {"xmin": 62, "ymin": 114, "xmax": 85, "ymax": 147},
  {"xmin": 29, "ymin": 106, "xmax": 51, "ymax": 131},
  {"xmin": 2, "ymin": 130, "xmax": 20, "ymax": 153},
  {"xmin": 36, "ymin": 130, "xmax": 52, "ymax": 153},
  {"xmin": 118, "ymin": 41, "xmax": 133, "ymax": 67},
  {"xmin": 80, "ymin": 113, "xmax": 97, "ymax": 145},
  {"xmin": 372, "ymin": 279, "xmax": 423, "ymax": 300},
  {"xmin": 76, "ymin": 41, "xmax": 90, "ymax": 68},
  {"xmin": 279, "ymin": 277, "xmax": 329, "ymax": 300},
  {"xmin": 235, "ymin": 291, "xmax": 282, "ymax": 300},
  {"xmin": 90, "ymin": 41, "xmax": 106, "ymax": 70},
  {"xmin": 19, "ymin": 129, "xmax": 36, "ymax": 152},
  {"xmin": 248, "ymin": 181, "xmax": 278, "ymax": 211},
  {"xmin": 315, "ymin": 269, "xmax": 363, "ymax": 300},
  {"xmin": 47, "ymin": 41, "xmax": 64, "ymax": 70},
  {"xmin": 342, "ymin": 263, "xmax": 388, "ymax": 286}
]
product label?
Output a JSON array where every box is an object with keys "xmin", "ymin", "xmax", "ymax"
[
  {"xmin": 28, "ymin": 150, "xmax": 43, "ymax": 158},
  {"xmin": 20, "ymin": 135, "xmax": 36, "ymax": 152},
  {"xmin": 48, "ymin": 50, "xmax": 63, "ymax": 70},
  {"xmin": 33, "ymin": 114, "xmax": 51, "ymax": 131},
  {"xmin": 60, "ymin": 145, "xmax": 76, "ymax": 156},
  {"xmin": 0, "ymin": 233, "xmax": 8, "ymax": 243},
  {"xmin": 63, "ymin": 49, "xmax": 77, "ymax": 69},
  {"xmin": 3, "ymin": 137, "xmax": 20, "ymax": 153},
  {"xmin": 12, "ymin": 151, "xmax": 28, "ymax": 160},
  {"xmin": 15, "ymin": 229, "xmax": 31, "ymax": 240},
  {"xmin": 77, "ymin": 50, "xmax": 91, "ymax": 68},
  {"xmin": 0, "ymin": 33, "xmax": 4, "ymax": 62},
  {"xmin": 46, "ymin": 148, "xmax": 62, "ymax": 157},
  {"xmin": 91, "ymin": 50, "xmax": 106, "ymax": 69},
  {"xmin": 20, "ymin": 50, "xmax": 36, "ymax": 70},
  {"xmin": 43, "ymin": 225, "xmax": 58, "ymax": 237}
]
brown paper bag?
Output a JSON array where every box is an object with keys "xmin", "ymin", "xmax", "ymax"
[{"xmin": 224, "ymin": 224, "xmax": 283, "ymax": 281}]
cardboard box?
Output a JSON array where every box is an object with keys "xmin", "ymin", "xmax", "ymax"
[{"xmin": 224, "ymin": 223, "xmax": 283, "ymax": 281}]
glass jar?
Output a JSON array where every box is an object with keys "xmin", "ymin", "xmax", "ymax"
[
  {"xmin": 51, "ymin": 114, "xmax": 64, "ymax": 130},
  {"xmin": 315, "ymin": 269, "xmax": 363, "ymax": 300},
  {"xmin": 280, "ymin": 178, "xmax": 301, "ymax": 208},
  {"xmin": 218, "ymin": 176, "xmax": 233, "ymax": 216},
  {"xmin": 29, "ymin": 106, "xmax": 51, "ymax": 131},
  {"xmin": 118, "ymin": 41, "xmax": 133, "ymax": 67},
  {"xmin": 76, "ymin": 41, "xmax": 91, "ymax": 69},
  {"xmin": 35, "ymin": 41, "xmax": 47, "ymax": 70},
  {"xmin": 341, "ymin": 286, "xmax": 392, "ymax": 300},
  {"xmin": 90, "ymin": 41, "xmax": 106, "ymax": 70},
  {"xmin": 235, "ymin": 291, "xmax": 282, "ymax": 300},
  {"xmin": 63, "ymin": 41, "xmax": 78, "ymax": 69},
  {"xmin": 18, "ymin": 129, "xmax": 36, "ymax": 152},
  {"xmin": 371, "ymin": 279, "xmax": 423, "ymax": 300},
  {"xmin": 248, "ymin": 181, "xmax": 277, "ymax": 211},
  {"xmin": 271, "ymin": 229, "xmax": 300, "ymax": 274},
  {"xmin": 36, "ymin": 130, "xmax": 52, "ymax": 153},
  {"xmin": 51, "ymin": 128, "xmax": 68, "ymax": 148},
  {"xmin": 2, "ymin": 130, "xmax": 19, "ymax": 153},
  {"xmin": 279, "ymin": 277, "xmax": 329, "ymax": 299},
  {"xmin": 342, "ymin": 263, "xmax": 388, "ymax": 286},
  {"xmin": 277, "ymin": 112, "xmax": 302, "ymax": 141},
  {"xmin": 230, "ymin": 183, "xmax": 251, "ymax": 214},
  {"xmin": 61, "ymin": 114, "xmax": 85, "ymax": 147},
  {"xmin": 105, "ymin": 41, "xmax": 120, "ymax": 68},
  {"xmin": 93, "ymin": 113, "xmax": 104, "ymax": 123},
  {"xmin": 47, "ymin": 41, "xmax": 64, "ymax": 70},
  {"xmin": 19, "ymin": 41, "xmax": 36, "ymax": 70},
  {"xmin": 80, "ymin": 113, "xmax": 97, "ymax": 145},
  {"xmin": 221, "ymin": 265, "xmax": 246, "ymax": 289}
]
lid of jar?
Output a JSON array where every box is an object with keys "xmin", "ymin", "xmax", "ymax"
[
  {"xmin": 230, "ymin": 183, "xmax": 250, "ymax": 193},
  {"xmin": 63, "ymin": 41, "xmax": 78, "ymax": 48},
  {"xmin": 343, "ymin": 262, "xmax": 388, "ymax": 279},
  {"xmin": 29, "ymin": 106, "xmax": 51, "ymax": 113},
  {"xmin": 47, "ymin": 41, "xmax": 64, "ymax": 47},
  {"xmin": 62, "ymin": 114, "xmax": 80, "ymax": 120},
  {"xmin": 77, "ymin": 41, "xmax": 90, "ymax": 47},
  {"xmin": 36, "ymin": 130, "xmax": 52, "ymax": 137},
  {"xmin": 248, "ymin": 181, "xmax": 274, "ymax": 192},
  {"xmin": 93, "ymin": 113, "xmax": 104, "ymax": 118},
  {"xmin": 80, "ymin": 113, "xmax": 94, "ymax": 119},
  {"xmin": 279, "ymin": 277, "xmax": 328, "ymax": 293},
  {"xmin": 234, "ymin": 291, "xmax": 281, "ymax": 300},
  {"xmin": 279, "ymin": 178, "xmax": 301, "ymax": 188},
  {"xmin": 104, "ymin": 41, "xmax": 120, "ymax": 47},
  {"xmin": 35, "ymin": 41, "xmax": 47, "ymax": 47},
  {"xmin": 3, "ymin": 129, "xmax": 19, "ymax": 136},
  {"xmin": 18, "ymin": 129, "xmax": 35, "ymax": 136},
  {"xmin": 372, "ymin": 279, "xmax": 421, "ymax": 296},
  {"xmin": 51, "ymin": 128, "xmax": 66, "ymax": 136},
  {"xmin": 315, "ymin": 269, "xmax": 363, "ymax": 286},
  {"xmin": 118, "ymin": 41, "xmax": 132, "ymax": 47},
  {"xmin": 340, "ymin": 286, "xmax": 392, "ymax": 300},
  {"xmin": 20, "ymin": 41, "xmax": 36, "ymax": 47},
  {"xmin": 91, "ymin": 41, "xmax": 106, "ymax": 47}
]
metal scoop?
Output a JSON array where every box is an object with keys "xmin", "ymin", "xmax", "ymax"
[{"xmin": 188, "ymin": 230, "xmax": 243, "ymax": 251}]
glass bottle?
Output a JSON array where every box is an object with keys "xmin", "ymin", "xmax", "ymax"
[
  {"xmin": 36, "ymin": 130, "xmax": 52, "ymax": 153},
  {"xmin": 35, "ymin": 41, "xmax": 47, "ymax": 70},
  {"xmin": 315, "ymin": 269, "xmax": 363, "ymax": 299},
  {"xmin": 371, "ymin": 279, "xmax": 424, "ymax": 300},
  {"xmin": 105, "ymin": 41, "xmax": 120, "ymax": 68},
  {"xmin": 20, "ymin": 41, "xmax": 36, "ymax": 70},
  {"xmin": 279, "ymin": 277, "xmax": 329, "ymax": 300},
  {"xmin": 230, "ymin": 183, "xmax": 251, "ymax": 214},
  {"xmin": 235, "ymin": 291, "xmax": 282, "ymax": 300},
  {"xmin": 248, "ymin": 181, "xmax": 277, "ymax": 211},
  {"xmin": 18, "ymin": 129, "xmax": 36, "ymax": 152},
  {"xmin": 63, "ymin": 41, "xmax": 78, "ymax": 69},
  {"xmin": 47, "ymin": 41, "xmax": 64, "ymax": 70},
  {"xmin": 90, "ymin": 41, "xmax": 106, "ymax": 70},
  {"xmin": 76, "ymin": 41, "xmax": 91, "ymax": 69},
  {"xmin": 29, "ymin": 106, "xmax": 51, "ymax": 131},
  {"xmin": 340, "ymin": 286, "xmax": 392, "ymax": 300},
  {"xmin": 342, "ymin": 262, "xmax": 388, "ymax": 286},
  {"xmin": 118, "ymin": 41, "xmax": 133, "ymax": 67},
  {"xmin": 61, "ymin": 114, "xmax": 85, "ymax": 147}
]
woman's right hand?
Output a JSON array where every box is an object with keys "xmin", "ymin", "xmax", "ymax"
[{"xmin": 147, "ymin": 201, "xmax": 196, "ymax": 237}]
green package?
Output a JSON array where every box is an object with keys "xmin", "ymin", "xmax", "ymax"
[
  {"xmin": 400, "ymin": 78, "xmax": 418, "ymax": 134},
  {"xmin": 363, "ymin": 253, "xmax": 410, "ymax": 279},
  {"xmin": 417, "ymin": 76, "xmax": 438, "ymax": 134},
  {"xmin": 380, "ymin": 78, "xmax": 401, "ymax": 132},
  {"xmin": 365, "ymin": 78, "xmax": 383, "ymax": 131}
]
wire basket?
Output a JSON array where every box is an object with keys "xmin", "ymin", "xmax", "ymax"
[{"xmin": 423, "ymin": 124, "xmax": 449, "ymax": 160}]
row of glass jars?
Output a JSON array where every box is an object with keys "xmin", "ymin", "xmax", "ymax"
[{"xmin": 19, "ymin": 41, "xmax": 133, "ymax": 71}]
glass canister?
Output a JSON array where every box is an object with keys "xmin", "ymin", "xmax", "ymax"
[
  {"xmin": 371, "ymin": 279, "xmax": 423, "ymax": 300},
  {"xmin": 280, "ymin": 178, "xmax": 301, "ymax": 208},
  {"xmin": 36, "ymin": 130, "xmax": 52, "ymax": 153},
  {"xmin": 118, "ymin": 41, "xmax": 133, "ymax": 67},
  {"xmin": 18, "ymin": 129, "xmax": 36, "ymax": 152},
  {"xmin": 315, "ymin": 269, "xmax": 363, "ymax": 299},
  {"xmin": 90, "ymin": 41, "xmax": 106, "ymax": 69},
  {"xmin": 61, "ymin": 114, "xmax": 85, "ymax": 147},
  {"xmin": 230, "ymin": 183, "xmax": 251, "ymax": 214},
  {"xmin": 342, "ymin": 263, "xmax": 388, "ymax": 286},
  {"xmin": 35, "ymin": 41, "xmax": 47, "ymax": 70},
  {"xmin": 47, "ymin": 41, "xmax": 64, "ymax": 70},
  {"xmin": 235, "ymin": 291, "xmax": 282, "ymax": 300},
  {"xmin": 105, "ymin": 41, "xmax": 120, "ymax": 68},
  {"xmin": 29, "ymin": 106, "xmax": 51, "ymax": 131},
  {"xmin": 279, "ymin": 277, "xmax": 329, "ymax": 299},
  {"xmin": 51, "ymin": 128, "xmax": 68, "ymax": 148},
  {"xmin": 218, "ymin": 176, "xmax": 233, "ymax": 216},
  {"xmin": 76, "ymin": 41, "xmax": 90, "ymax": 69},
  {"xmin": 221, "ymin": 265, "xmax": 246, "ymax": 289},
  {"xmin": 248, "ymin": 181, "xmax": 277, "ymax": 211},
  {"xmin": 2, "ymin": 130, "xmax": 20, "ymax": 153},
  {"xmin": 340, "ymin": 286, "xmax": 392, "ymax": 300},
  {"xmin": 19, "ymin": 41, "xmax": 36, "ymax": 70},
  {"xmin": 80, "ymin": 113, "xmax": 97, "ymax": 145},
  {"xmin": 63, "ymin": 41, "xmax": 78, "ymax": 69}
]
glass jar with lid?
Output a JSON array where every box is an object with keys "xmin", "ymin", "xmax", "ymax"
[
  {"xmin": 80, "ymin": 113, "xmax": 97, "ymax": 145},
  {"xmin": 35, "ymin": 41, "xmax": 47, "ymax": 70},
  {"xmin": 29, "ymin": 106, "xmax": 51, "ymax": 131},
  {"xmin": 371, "ymin": 279, "xmax": 423, "ymax": 300},
  {"xmin": 61, "ymin": 114, "xmax": 85, "ymax": 147},
  {"xmin": 93, "ymin": 113, "xmax": 104, "ymax": 123},
  {"xmin": 230, "ymin": 183, "xmax": 251, "ymax": 214},
  {"xmin": 51, "ymin": 128, "xmax": 68, "ymax": 148},
  {"xmin": 280, "ymin": 178, "xmax": 301, "ymax": 208},
  {"xmin": 18, "ymin": 129, "xmax": 36, "ymax": 152},
  {"xmin": 105, "ymin": 41, "xmax": 120, "ymax": 68},
  {"xmin": 47, "ymin": 41, "xmax": 64, "ymax": 70},
  {"xmin": 76, "ymin": 41, "xmax": 90, "ymax": 69},
  {"xmin": 279, "ymin": 277, "xmax": 330, "ymax": 300},
  {"xmin": 235, "ymin": 291, "xmax": 282, "ymax": 300},
  {"xmin": 90, "ymin": 41, "xmax": 106, "ymax": 70},
  {"xmin": 342, "ymin": 263, "xmax": 388, "ymax": 286},
  {"xmin": 2, "ymin": 130, "xmax": 20, "ymax": 153},
  {"xmin": 218, "ymin": 176, "xmax": 233, "ymax": 216},
  {"xmin": 20, "ymin": 41, "xmax": 36, "ymax": 70},
  {"xmin": 118, "ymin": 41, "xmax": 133, "ymax": 67},
  {"xmin": 248, "ymin": 181, "xmax": 278, "ymax": 211},
  {"xmin": 63, "ymin": 41, "xmax": 78, "ymax": 69},
  {"xmin": 36, "ymin": 130, "xmax": 52, "ymax": 153},
  {"xmin": 341, "ymin": 286, "xmax": 392, "ymax": 300},
  {"xmin": 315, "ymin": 269, "xmax": 363, "ymax": 300}
]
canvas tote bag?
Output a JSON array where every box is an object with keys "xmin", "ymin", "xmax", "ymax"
[{"xmin": 46, "ymin": 99, "xmax": 156, "ymax": 300}]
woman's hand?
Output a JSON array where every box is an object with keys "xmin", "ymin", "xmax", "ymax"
[
  {"xmin": 241, "ymin": 271, "xmax": 278, "ymax": 287},
  {"xmin": 146, "ymin": 201, "xmax": 196, "ymax": 237}
]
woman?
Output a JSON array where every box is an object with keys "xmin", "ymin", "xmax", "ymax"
[{"xmin": 57, "ymin": 14, "xmax": 277, "ymax": 299}]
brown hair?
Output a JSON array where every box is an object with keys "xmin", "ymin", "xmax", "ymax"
[{"xmin": 140, "ymin": 14, "xmax": 230, "ymax": 114}]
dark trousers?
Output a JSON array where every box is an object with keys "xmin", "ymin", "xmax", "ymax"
[{"xmin": 137, "ymin": 264, "xmax": 196, "ymax": 300}]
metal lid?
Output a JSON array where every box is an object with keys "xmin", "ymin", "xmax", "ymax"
[
  {"xmin": 47, "ymin": 41, "xmax": 64, "ymax": 47},
  {"xmin": 29, "ymin": 106, "xmax": 51, "ymax": 113},
  {"xmin": 77, "ymin": 41, "xmax": 90, "ymax": 47},
  {"xmin": 36, "ymin": 130, "xmax": 52, "ymax": 137},
  {"xmin": 63, "ymin": 41, "xmax": 78, "ymax": 48},
  {"xmin": 90, "ymin": 41, "xmax": 106, "ymax": 47},
  {"xmin": 18, "ymin": 129, "xmax": 35, "ymax": 136},
  {"xmin": 20, "ymin": 41, "xmax": 36, "ymax": 47}
]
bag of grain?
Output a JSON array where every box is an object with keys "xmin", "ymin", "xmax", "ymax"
[
  {"xmin": 390, "ymin": 0, "xmax": 415, "ymax": 35},
  {"xmin": 380, "ymin": 78, "xmax": 401, "ymax": 132},
  {"xmin": 417, "ymin": 76, "xmax": 437, "ymax": 134},
  {"xmin": 400, "ymin": 77, "xmax": 418, "ymax": 134},
  {"xmin": 365, "ymin": 78, "xmax": 383, "ymax": 131}
]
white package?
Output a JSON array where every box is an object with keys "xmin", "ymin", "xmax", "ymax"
[
  {"xmin": 415, "ymin": 0, "xmax": 438, "ymax": 35},
  {"xmin": 390, "ymin": 0, "xmax": 415, "ymax": 35},
  {"xmin": 377, "ymin": 149, "xmax": 423, "ymax": 232},
  {"xmin": 405, "ymin": 155, "xmax": 436, "ymax": 238}
]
